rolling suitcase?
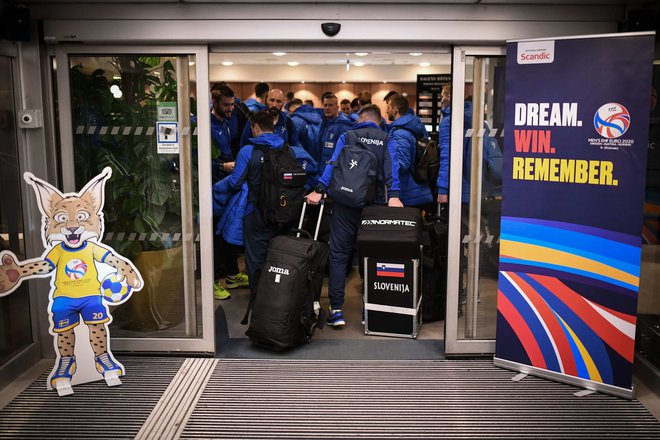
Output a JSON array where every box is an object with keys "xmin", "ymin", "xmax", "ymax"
[
  {"xmin": 357, "ymin": 206, "xmax": 423, "ymax": 338},
  {"xmin": 244, "ymin": 201, "xmax": 328, "ymax": 351}
]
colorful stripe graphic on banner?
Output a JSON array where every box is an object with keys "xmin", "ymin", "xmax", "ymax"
[
  {"xmin": 497, "ymin": 217, "xmax": 639, "ymax": 387},
  {"xmin": 376, "ymin": 262, "xmax": 405, "ymax": 278}
]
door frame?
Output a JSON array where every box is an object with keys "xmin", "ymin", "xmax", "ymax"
[
  {"xmin": 444, "ymin": 45, "xmax": 506, "ymax": 356},
  {"xmin": 0, "ymin": 42, "xmax": 44, "ymax": 389},
  {"xmin": 54, "ymin": 44, "xmax": 214, "ymax": 353}
]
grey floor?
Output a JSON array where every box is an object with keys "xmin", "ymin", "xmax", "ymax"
[
  {"xmin": 214, "ymin": 264, "xmax": 448, "ymax": 360},
  {"xmin": 217, "ymin": 266, "xmax": 444, "ymax": 341}
]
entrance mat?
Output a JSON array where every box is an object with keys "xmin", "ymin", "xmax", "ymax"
[
  {"xmin": 183, "ymin": 359, "xmax": 660, "ymax": 439},
  {"xmin": 0, "ymin": 357, "xmax": 184, "ymax": 439}
]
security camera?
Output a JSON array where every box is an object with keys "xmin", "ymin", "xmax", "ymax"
[{"xmin": 321, "ymin": 22, "xmax": 341, "ymax": 37}]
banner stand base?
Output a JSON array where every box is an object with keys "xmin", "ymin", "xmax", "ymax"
[{"xmin": 493, "ymin": 357, "xmax": 634, "ymax": 400}]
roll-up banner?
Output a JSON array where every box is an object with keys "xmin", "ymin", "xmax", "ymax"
[{"xmin": 494, "ymin": 32, "xmax": 655, "ymax": 399}]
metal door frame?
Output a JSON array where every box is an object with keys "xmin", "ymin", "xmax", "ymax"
[
  {"xmin": 54, "ymin": 45, "xmax": 213, "ymax": 353},
  {"xmin": 445, "ymin": 45, "xmax": 505, "ymax": 356},
  {"xmin": 0, "ymin": 41, "xmax": 44, "ymax": 389}
]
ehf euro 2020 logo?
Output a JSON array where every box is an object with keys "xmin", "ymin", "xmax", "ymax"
[
  {"xmin": 593, "ymin": 103, "xmax": 630, "ymax": 139},
  {"xmin": 64, "ymin": 259, "xmax": 87, "ymax": 280}
]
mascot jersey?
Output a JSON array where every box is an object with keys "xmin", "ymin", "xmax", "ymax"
[{"xmin": 45, "ymin": 242, "xmax": 110, "ymax": 299}]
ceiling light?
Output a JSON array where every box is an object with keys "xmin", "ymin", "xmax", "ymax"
[
  {"xmin": 354, "ymin": 52, "xmax": 368, "ymax": 57},
  {"xmin": 353, "ymin": 61, "xmax": 365, "ymax": 67},
  {"xmin": 221, "ymin": 61, "xmax": 234, "ymax": 66},
  {"xmin": 410, "ymin": 52, "xmax": 423, "ymax": 57},
  {"xmin": 419, "ymin": 62, "xmax": 431, "ymax": 67},
  {"xmin": 272, "ymin": 52, "xmax": 287, "ymax": 56},
  {"xmin": 288, "ymin": 61, "xmax": 300, "ymax": 67}
]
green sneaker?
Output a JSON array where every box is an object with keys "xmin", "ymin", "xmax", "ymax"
[
  {"xmin": 226, "ymin": 272, "xmax": 249, "ymax": 289},
  {"xmin": 213, "ymin": 280, "xmax": 231, "ymax": 300}
]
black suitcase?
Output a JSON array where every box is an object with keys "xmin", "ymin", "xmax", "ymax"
[
  {"xmin": 357, "ymin": 206, "xmax": 422, "ymax": 259},
  {"xmin": 244, "ymin": 201, "xmax": 328, "ymax": 351},
  {"xmin": 421, "ymin": 211, "xmax": 447, "ymax": 322}
]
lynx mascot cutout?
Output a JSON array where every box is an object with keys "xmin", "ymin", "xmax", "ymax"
[{"xmin": 0, "ymin": 167, "xmax": 143, "ymax": 396}]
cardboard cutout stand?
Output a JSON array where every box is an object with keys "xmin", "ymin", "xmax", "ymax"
[{"xmin": 0, "ymin": 167, "xmax": 143, "ymax": 396}]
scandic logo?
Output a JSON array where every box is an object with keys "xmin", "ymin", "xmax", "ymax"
[
  {"xmin": 361, "ymin": 219, "xmax": 417, "ymax": 227},
  {"xmin": 268, "ymin": 266, "xmax": 289, "ymax": 275}
]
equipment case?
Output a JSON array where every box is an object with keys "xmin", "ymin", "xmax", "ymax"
[{"xmin": 357, "ymin": 206, "xmax": 423, "ymax": 338}]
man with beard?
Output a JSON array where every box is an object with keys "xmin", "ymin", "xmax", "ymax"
[
  {"xmin": 210, "ymin": 84, "xmax": 249, "ymax": 300},
  {"xmin": 239, "ymin": 89, "xmax": 299, "ymax": 148}
]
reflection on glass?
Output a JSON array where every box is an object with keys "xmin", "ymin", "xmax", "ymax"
[
  {"xmin": 68, "ymin": 55, "xmax": 199, "ymax": 338},
  {"xmin": 456, "ymin": 56, "xmax": 505, "ymax": 340},
  {"xmin": 637, "ymin": 63, "xmax": 660, "ymax": 370},
  {"xmin": 0, "ymin": 55, "xmax": 33, "ymax": 364}
]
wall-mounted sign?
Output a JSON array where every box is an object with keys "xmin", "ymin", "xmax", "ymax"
[
  {"xmin": 157, "ymin": 121, "xmax": 179, "ymax": 154},
  {"xmin": 157, "ymin": 102, "xmax": 177, "ymax": 121}
]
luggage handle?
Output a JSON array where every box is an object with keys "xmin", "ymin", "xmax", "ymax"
[
  {"xmin": 297, "ymin": 199, "xmax": 325, "ymax": 241},
  {"xmin": 290, "ymin": 228, "xmax": 312, "ymax": 239}
]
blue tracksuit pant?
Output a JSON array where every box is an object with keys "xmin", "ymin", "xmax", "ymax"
[{"xmin": 327, "ymin": 202, "xmax": 362, "ymax": 309}]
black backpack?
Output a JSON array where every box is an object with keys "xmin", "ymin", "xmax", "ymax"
[
  {"xmin": 328, "ymin": 138, "xmax": 379, "ymax": 209},
  {"xmin": 253, "ymin": 143, "xmax": 307, "ymax": 227},
  {"xmin": 400, "ymin": 128, "xmax": 440, "ymax": 186}
]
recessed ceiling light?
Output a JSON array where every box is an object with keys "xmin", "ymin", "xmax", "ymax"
[
  {"xmin": 419, "ymin": 62, "xmax": 431, "ymax": 67},
  {"xmin": 221, "ymin": 61, "xmax": 234, "ymax": 66},
  {"xmin": 410, "ymin": 52, "xmax": 423, "ymax": 57},
  {"xmin": 353, "ymin": 61, "xmax": 365, "ymax": 67},
  {"xmin": 354, "ymin": 52, "xmax": 368, "ymax": 57},
  {"xmin": 272, "ymin": 52, "xmax": 287, "ymax": 56},
  {"xmin": 288, "ymin": 61, "xmax": 300, "ymax": 67}
]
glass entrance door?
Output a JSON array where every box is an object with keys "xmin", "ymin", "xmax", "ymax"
[
  {"xmin": 55, "ymin": 46, "xmax": 213, "ymax": 352},
  {"xmin": 445, "ymin": 46, "xmax": 506, "ymax": 355}
]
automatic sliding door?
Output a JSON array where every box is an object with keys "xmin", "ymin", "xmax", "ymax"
[
  {"xmin": 445, "ymin": 46, "xmax": 506, "ymax": 355},
  {"xmin": 56, "ymin": 46, "xmax": 213, "ymax": 352}
]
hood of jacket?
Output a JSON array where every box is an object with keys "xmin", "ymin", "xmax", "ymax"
[
  {"xmin": 292, "ymin": 105, "xmax": 323, "ymax": 125},
  {"xmin": 245, "ymin": 97, "xmax": 267, "ymax": 111},
  {"xmin": 326, "ymin": 112, "xmax": 353, "ymax": 126},
  {"xmin": 389, "ymin": 112, "xmax": 427, "ymax": 137},
  {"xmin": 248, "ymin": 132, "xmax": 286, "ymax": 149}
]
